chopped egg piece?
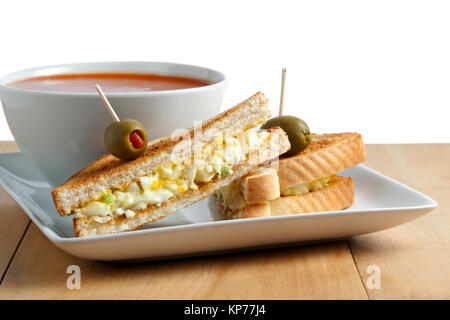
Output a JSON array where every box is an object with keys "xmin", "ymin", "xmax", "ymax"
[
  {"xmin": 113, "ymin": 208, "xmax": 125, "ymax": 216},
  {"xmin": 84, "ymin": 201, "xmax": 110, "ymax": 217},
  {"xmin": 91, "ymin": 216, "xmax": 111, "ymax": 224},
  {"xmin": 125, "ymin": 210, "xmax": 135, "ymax": 219},
  {"xmin": 127, "ymin": 182, "xmax": 140, "ymax": 193}
]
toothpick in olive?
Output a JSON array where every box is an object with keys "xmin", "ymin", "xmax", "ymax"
[{"xmin": 104, "ymin": 119, "xmax": 148, "ymax": 160}]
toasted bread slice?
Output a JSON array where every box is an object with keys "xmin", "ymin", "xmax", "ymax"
[
  {"xmin": 277, "ymin": 133, "xmax": 365, "ymax": 190},
  {"xmin": 232, "ymin": 202, "xmax": 271, "ymax": 219},
  {"xmin": 52, "ymin": 92, "xmax": 271, "ymax": 217},
  {"xmin": 223, "ymin": 176, "xmax": 354, "ymax": 219},
  {"xmin": 73, "ymin": 127, "xmax": 290, "ymax": 237},
  {"xmin": 269, "ymin": 176, "xmax": 354, "ymax": 215},
  {"xmin": 240, "ymin": 167, "xmax": 280, "ymax": 203}
]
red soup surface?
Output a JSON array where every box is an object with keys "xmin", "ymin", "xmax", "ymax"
[{"xmin": 7, "ymin": 73, "xmax": 212, "ymax": 93}]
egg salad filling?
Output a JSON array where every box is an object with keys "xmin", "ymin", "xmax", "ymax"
[
  {"xmin": 74, "ymin": 129, "xmax": 270, "ymax": 223},
  {"xmin": 216, "ymin": 179, "xmax": 247, "ymax": 213},
  {"xmin": 217, "ymin": 174, "xmax": 336, "ymax": 219},
  {"xmin": 280, "ymin": 175, "xmax": 336, "ymax": 196}
]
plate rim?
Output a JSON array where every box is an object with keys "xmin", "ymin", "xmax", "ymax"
[{"xmin": 0, "ymin": 152, "xmax": 438, "ymax": 245}]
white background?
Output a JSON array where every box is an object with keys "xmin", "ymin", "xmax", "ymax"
[{"xmin": 1, "ymin": 0, "xmax": 449, "ymax": 143}]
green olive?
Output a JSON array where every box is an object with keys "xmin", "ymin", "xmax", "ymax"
[
  {"xmin": 261, "ymin": 115, "xmax": 311, "ymax": 157},
  {"xmin": 104, "ymin": 119, "xmax": 148, "ymax": 160}
]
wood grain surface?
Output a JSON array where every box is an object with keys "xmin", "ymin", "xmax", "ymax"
[
  {"xmin": 0, "ymin": 142, "xmax": 448, "ymax": 299},
  {"xmin": 0, "ymin": 224, "xmax": 367, "ymax": 299},
  {"xmin": 348, "ymin": 144, "xmax": 450, "ymax": 299},
  {"xmin": 0, "ymin": 142, "xmax": 29, "ymax": 283}
]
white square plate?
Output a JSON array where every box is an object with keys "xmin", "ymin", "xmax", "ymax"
[{"xmin": 0, "ymin": 152, "xmax": 437, "ymax": 262}]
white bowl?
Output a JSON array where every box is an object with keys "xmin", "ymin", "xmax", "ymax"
[{"xmin": 0, "ymin": 61, "xmax": 227, "ymax": 186}]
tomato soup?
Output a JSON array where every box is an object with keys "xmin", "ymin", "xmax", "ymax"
[{"xmin": 7, "ymin": 73, "xmax": 212, "ymax": 93}]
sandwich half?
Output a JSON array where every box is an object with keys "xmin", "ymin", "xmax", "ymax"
[
  {"xmin": 216, "ymin": 132, "xmax": 365, "ymax": 219},
  {"xmin": 51, "ymin": 92, "xmax": 291, "ymax": 237}
]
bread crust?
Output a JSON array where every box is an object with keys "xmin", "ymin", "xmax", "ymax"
[
  {"xmin": 52, "ymin": 92, "xmax": 271, "ymax": 216},
  {"xmin": 240, "ymin": 167, "xmax": 280, "ymax": 203},
  {"xmin": 277, "ymin": 133, "xmax": 365, "ymax": 190},
  {"xmin": 235, "ymin": 202, "xmax": 271, "ymax": 219}
]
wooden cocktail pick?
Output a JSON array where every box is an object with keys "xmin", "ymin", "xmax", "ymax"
[
  {"xmin": 95, "ymin": 84, "xmax": 120, "ymax": 122},
  {"xmin": 279, "ymin": 68, "xmax": 286, "ymax": 116}
]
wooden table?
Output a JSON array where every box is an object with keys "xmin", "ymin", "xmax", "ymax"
[{"xmin": 0, "ymin": 142, "xmax": 448, "ymax": 300}]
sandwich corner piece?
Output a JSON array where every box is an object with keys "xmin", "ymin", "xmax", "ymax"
[
  {"xmin": 51, "ymin": 92, "xmax": 290, "ymax": 237},
  {"xmin": 217, "ymin": 132, "xmax": 366, "ymax": 219}
]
